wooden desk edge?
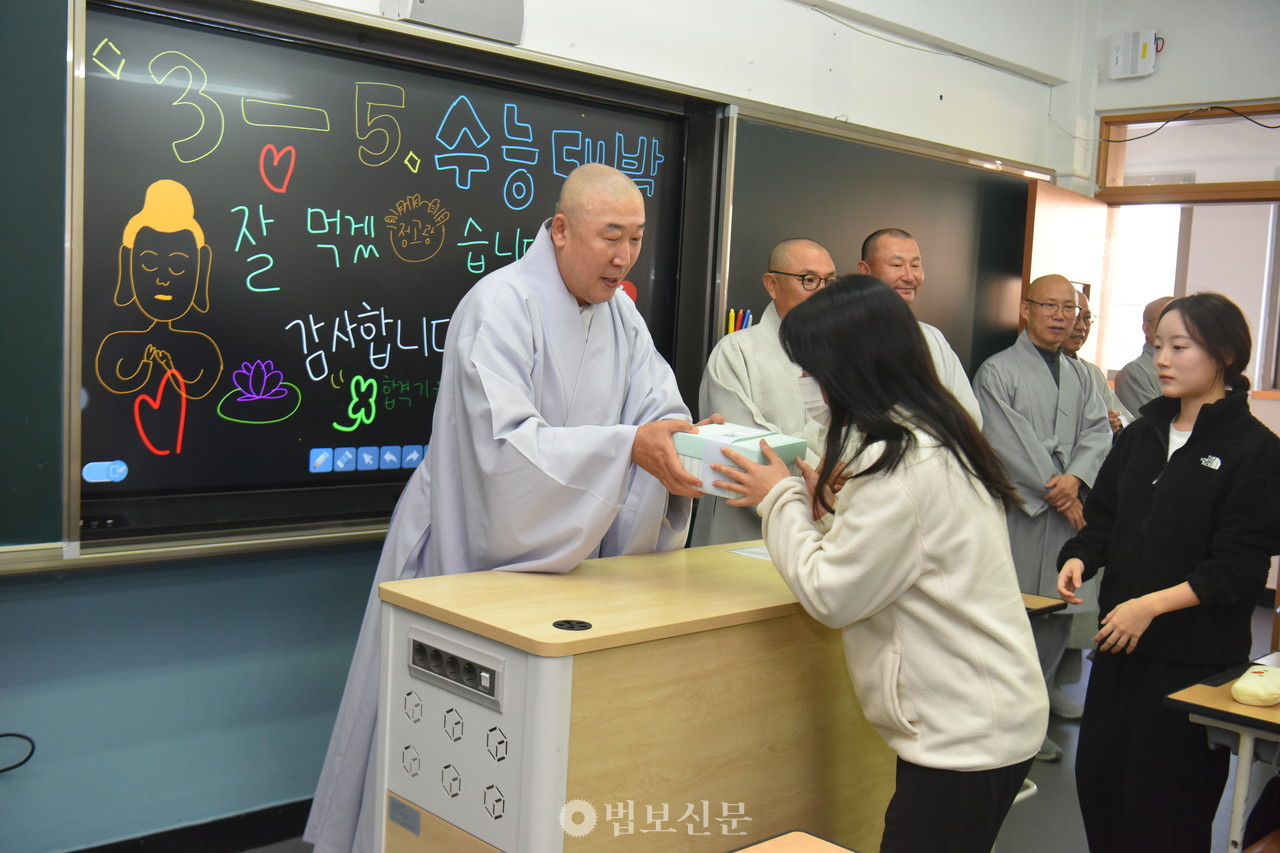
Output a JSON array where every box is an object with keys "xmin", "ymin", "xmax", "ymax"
[
  {"xmin": 379, "ymin": 582, "xmax": 803, "ymax": 656},
  {"xmin": 1022, "ymin": 592, "xmax": 1067, "ymax": 616},
  {"xmin": 378, "ymin": 547, "xmax": 1062, "ymax": 657},
  {"xmin": 1166, "ymin": 680, "xmax": 1280, "ymax": 738}
]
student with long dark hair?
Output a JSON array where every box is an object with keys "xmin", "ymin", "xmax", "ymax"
[
  {"xmin": 1058, "ymin": 292, "xmax": 1280, "ymax": 852},
  {"xmin": 714, "ymin": 274, "xmax": 1048, "ymax": 852}
]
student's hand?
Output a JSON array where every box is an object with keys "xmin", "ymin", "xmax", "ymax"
[
  {"xmin": 632, "ymin": 420, "xmax": 703, "ymax": 497},
  {"xmin": 1107, "ymin": 409, "xmax": 1123, "ymax": 435},
  {"xmin": 1057, "ymin": 558, "xmax": 1085, "ymax": 604},
  {"xmin": 712, "ymin": 440, "xmax": 791, "ymax": 508},
  {"xmin": 1044, "ymin": 473, "xmax": 1082, "ymax": 510},
  {"xmin": 695, "ymin": 414, "xmax": 726, "ymax": 426},
  {"xmin": 827, "ymin": 459, "xmax": 851, "ymax": 494},
  {"xmin": 1095, "ymin": 597, "xmax": 1158, "ymax": 654},
  {"xmin": 797, "ymin": 458, "xmax": 835, "ymax": 520}
]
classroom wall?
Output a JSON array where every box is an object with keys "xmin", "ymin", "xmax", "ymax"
[
  {"xmin": 1094, "ymin": 0, "xmax": 1280, "ymax": 113},
  {"xmin": 0, "ymin": 545, "xmax": 380, "ymax": 853},
  {"xmin": 4, "ymin": 1, "xmax": 1279, "ymax": 851}
]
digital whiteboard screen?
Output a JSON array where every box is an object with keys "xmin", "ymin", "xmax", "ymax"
[{"xmin": 79, "ymin": 3, "xmax": 687, "ymax": 542}]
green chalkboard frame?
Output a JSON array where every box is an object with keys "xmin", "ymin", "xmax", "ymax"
[{"xmin": 0, "ymin": 2, "xmax": 72, "ymax": 567}]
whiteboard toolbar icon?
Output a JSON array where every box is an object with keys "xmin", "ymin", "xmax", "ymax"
[
  {"xmin": 309, "ymin": 448, "xmax": 333, "ymax": 473},
  {"xmin": 83, "ymin": 460, "xmax": 129, "ymax": 483},
  {"xmin": 333, "ymin": 447, "xmax": 357, "ymax": 472}
]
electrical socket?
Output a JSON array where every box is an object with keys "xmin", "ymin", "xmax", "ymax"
[{"xmin": 407, "ymin": 632, "xmax": 503, "ymax": 711}]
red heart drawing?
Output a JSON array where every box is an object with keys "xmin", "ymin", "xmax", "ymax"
[
  {"xmin": 259, "ymin": 144, "xmax": 296, "ymax": 194},
  {"xmin": 134, "ymin": 369, "xmax": 188, "ymax": 456}
]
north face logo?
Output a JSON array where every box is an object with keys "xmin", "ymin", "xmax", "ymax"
[{"xmin": 1200, "ymin": 456, "xmax": 1222, "ymax": 470}]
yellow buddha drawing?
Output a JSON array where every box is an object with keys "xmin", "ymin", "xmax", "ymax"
[{"xmin": 95, "ymin": 179, "xmax": 223, "ymax": 400}]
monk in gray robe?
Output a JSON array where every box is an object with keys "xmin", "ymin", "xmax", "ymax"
[
  {"xmin": 1114, "ymin": 295, "xmax": 1175, "ymax": 415},
  {"xmin": 305, "ymin": 165, "xmax": 708, "ymax": 853},
  {"xmin": 974, "ymin": 274, "xmax": 1110, "ymax": 760},
  {"xmin": 1063, "ymin": 290, "xmax": 1131, "ymax": 435}
]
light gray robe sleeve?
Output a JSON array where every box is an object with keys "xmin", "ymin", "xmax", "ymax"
[
  {"xmin": 1084, "ymin": 358, "xmax": 1133, "ymax": 425},
  {"xmin": 601, "ymin": 313, "xmax": 695, "ymax": 556},
  {"xmin": 698, "ymin": 310, "xmax": 824, "ymax": 463},
  {"xmin": 459, "ymin": 310, "xmax": 690, "ymax": 572},
  {"xmin": 1060, "ymin": 360, "xmax": 1111, "ymax": 489}
]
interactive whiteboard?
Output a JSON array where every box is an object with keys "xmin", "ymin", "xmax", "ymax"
[{"xmin": 79, "ymin": 3, "xmax": 688, "ymax": 542}]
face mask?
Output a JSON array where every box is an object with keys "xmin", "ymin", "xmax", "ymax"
[{"xmin": 798, "ymin": 375, "xmax": 829, "ymax": 424}]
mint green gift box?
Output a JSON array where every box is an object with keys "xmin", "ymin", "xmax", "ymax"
[{"xmin": 672, "ymin": 422, "xmax": 808, "ymax": 498}]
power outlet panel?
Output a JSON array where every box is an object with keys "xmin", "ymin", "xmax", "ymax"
[
  {"xmin": 407, "ymin": 630, "xmax": 503, "ymax": 711},
  {"xmin": 377, "ymin": 604, "xmax": 573, "ymax": 851}
]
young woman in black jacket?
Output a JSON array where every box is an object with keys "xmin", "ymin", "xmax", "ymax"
[{"xmin": 1057, "ymin": 292, "xmax": 1280, "ymax": 852}]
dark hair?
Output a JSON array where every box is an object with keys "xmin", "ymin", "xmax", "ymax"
[
  {"xmin": 780, "ymin": 274, "xmax": 1020, "ymax": 514},
  {"xmin": 1158, "ymin": 292, "xmax": 1252, "ymax": 392},
  {"xmin": 860, "ymin": 228, "xmax": 914, "ymax": 262}
]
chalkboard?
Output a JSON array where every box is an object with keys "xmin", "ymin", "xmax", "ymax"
[
  {"xmin": 722, "ymin": 119, "xmax": 1028, "ymax": 373},
  {"xmin": 0, "ymin": 3, "xmax": 66, "ymax": 551},
  {"xmin": 79, "ymin": 3, "xmax": 688, "ymax": 542}
]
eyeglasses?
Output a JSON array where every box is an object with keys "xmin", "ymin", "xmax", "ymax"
[
  {"xmin": 769, "ymin": 270, "xmax": 837, "ymax": 291},
  {"xmin": 1078, "ymin": 313, "xmax": 1098, "ymax": 325},
  {"xmin": 1024, "ymin": 299, "xmax": 1081, "ymax": 318}
]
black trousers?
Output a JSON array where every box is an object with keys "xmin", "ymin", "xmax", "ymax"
[
  {"xmin": 879, "ymin": 755, "xmax": 1033, "ymax": 853},
  {"xmin": 1075, "ymin": 651, "xmax": 1231, "ymax": 853}
]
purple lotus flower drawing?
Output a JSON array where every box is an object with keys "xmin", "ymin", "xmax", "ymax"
[
  {"xmin": 233, "ymin": 360, "xmax": 290, "ymax": 400},
  {"xmin": 216, "ymin": 358, "xmax": 302, "ymax": 424}
]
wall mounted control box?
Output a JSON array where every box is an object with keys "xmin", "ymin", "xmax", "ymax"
[{"xmin": 1108, "ymin": 29, "xmax": 1157, "ymax": 79}]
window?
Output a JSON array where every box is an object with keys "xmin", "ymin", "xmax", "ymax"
[{"xmin": 1097, "ymin": 105, "xmax": 1280, "ymax": 204}]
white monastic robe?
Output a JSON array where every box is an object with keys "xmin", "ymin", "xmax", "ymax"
[
  {"xmin": 692, "ymin": 302, "xmax": 824, "ymax": 545},
  {"xmin": 974, "ymin": 331, "xmax": 1111, "ymax": 598},
  {"xmin": 920, "ymin": 321, "xmax": 984, "ymax": 430},
  {"xmin": 1115, "ymin": 342, "xmax": 1160, "ymax": 416},
  {"xmin": 305, "ymin": 223, "xmax": 692, "ymax": 853}
]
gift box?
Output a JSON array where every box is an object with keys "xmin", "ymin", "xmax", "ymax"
[{"xmin": 672, "ymin": 423, "xmax": 808, "ymax": 498}]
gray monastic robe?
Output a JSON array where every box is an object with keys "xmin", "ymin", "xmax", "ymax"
[
  {"xmin": 1079, "ymin": 356, "xmax": 1133, "ymax": 425},
  {"xmin": 974, "ymin": 331, "xmax": 1111, "ymax": 600},
  {"xmin": 1115, "ymin": 342, "xmax": 1160, "ymax": 416},
  {"xmin": 304, "ymin": 223, "xmax": 692, "ymax": 853}
]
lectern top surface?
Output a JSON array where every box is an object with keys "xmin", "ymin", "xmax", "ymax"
[{"xmin": 379, "ymin": 541, "xmax": 800, "ymax": 656}]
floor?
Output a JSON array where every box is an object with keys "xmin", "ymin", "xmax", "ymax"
[{"xmin": 251, "ymin": 608, "xmax": 1279, "ymax": 853}]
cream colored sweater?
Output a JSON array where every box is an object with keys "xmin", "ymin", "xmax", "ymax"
[{"xmin": 760, "ymin": 428, "xmax": 1048, "ymax": 771}]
